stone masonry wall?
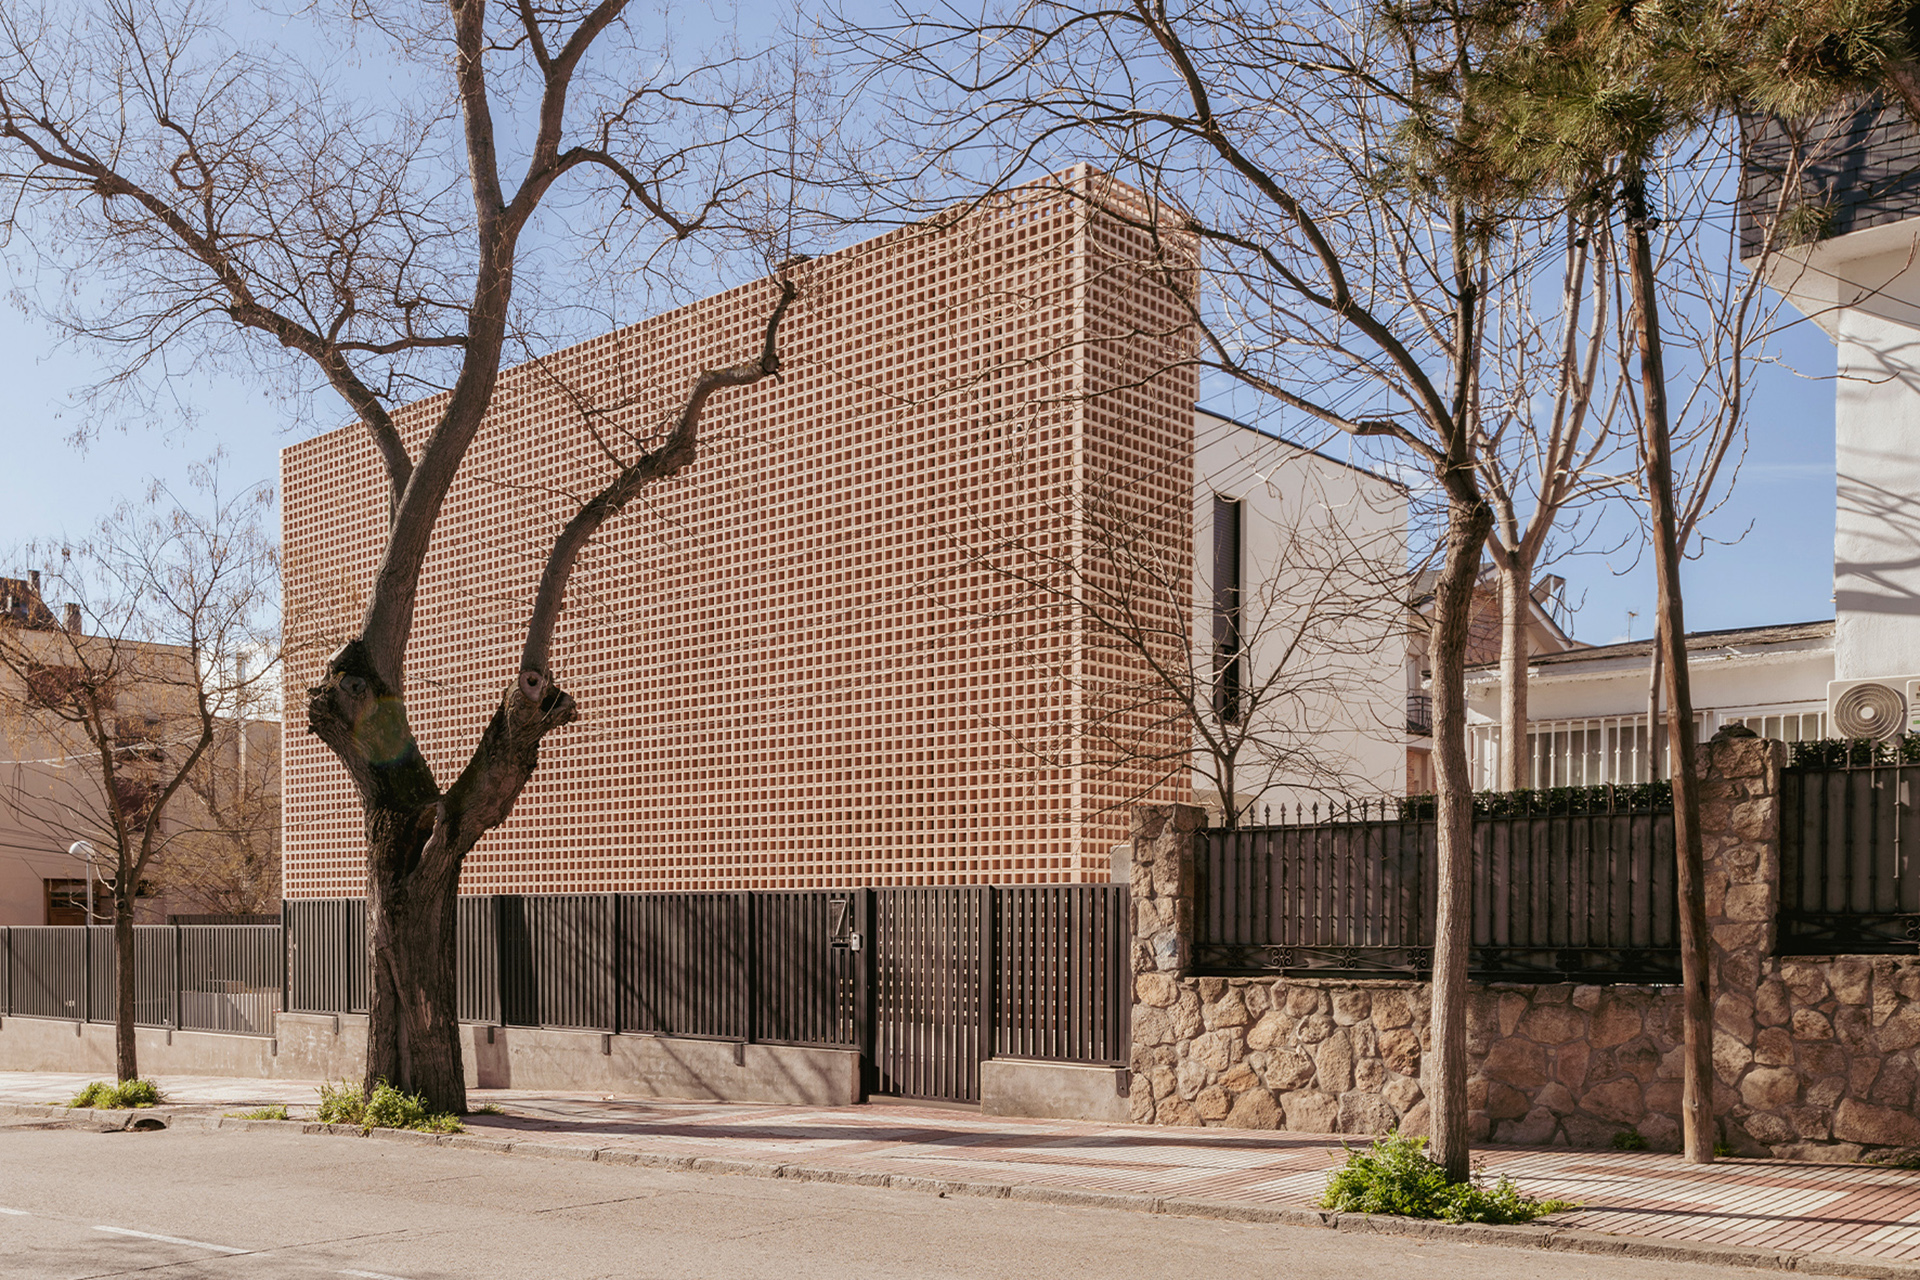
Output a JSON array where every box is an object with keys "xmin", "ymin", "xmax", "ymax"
[{"xmin": 1128, "ymin": 740, "xmax": 1920, "ymax": 1157}]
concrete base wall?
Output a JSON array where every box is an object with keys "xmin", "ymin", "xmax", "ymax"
[
  {"xmin": 470, "ymin": 1025, "xmax": 860, "ymax": 1106},
  {"xmin": 0, "ymin": 1015, "xmax": 285, "ymax": 1078},
  {"xmin": 0, "ymin": 1012, "xmax": 860, "ymax": 1107},
  {"xmin": 981, "ymin": 1058, "xmax": 1130, "ymax": 1123}
]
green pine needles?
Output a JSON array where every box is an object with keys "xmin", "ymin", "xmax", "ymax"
[{"xmin": 1322, "ymin": 1133, "xmax": 1578, "ymax": 1224}]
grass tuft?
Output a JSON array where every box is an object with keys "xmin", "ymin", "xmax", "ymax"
[
  {"xmin": 68, "ymin": 1079, "xmax": 164, "ymax": 1109},
  {"xmin": 318, "ymin": 1079, "xmax": 462, "ymax": 1134},
  {"xmin": 1321, "ymin": 1132, "xmax": 1578, "ymax": 1225},
  {"xmin": 227, "ymin": 1104, "xmax": 290, "ymax": 1121},
  {"xmin": 471, "ymin": 1102, "xmax": 505, "ymax": 1115},
  {"xmin": 1611, "ymin": 1129, "xmax": 1648, "ymax": 1151}
]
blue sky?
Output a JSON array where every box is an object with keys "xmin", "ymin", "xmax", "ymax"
[
  {"xmin": 0, "ymin": 0, "xmax": 1845, "ymax": 651},
  {"xmin": 0, "ymin": 273, "xmax": 1842, "ymax": 648},
  {"xmin": 1195, "ymin": 294, "xmax": 1842, "ymax": 647}
]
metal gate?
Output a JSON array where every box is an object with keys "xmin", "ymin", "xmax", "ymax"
[
  {"xmin": 863, "ymin": 885, "xmax": 1130, "ymax": 1106},
  {"xmin": 869, "ymin": 887, "xmax": 991, "ymax": 1103}
]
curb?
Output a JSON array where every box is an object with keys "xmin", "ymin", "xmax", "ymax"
[{"xmin": 13, "ymin": 1103, "xmax": 1920, "ymax": 1277}]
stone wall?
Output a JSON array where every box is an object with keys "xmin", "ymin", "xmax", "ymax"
[{"xmin": 1128, "ymin": 740, "xmax": 1920, "ymax": 1157}]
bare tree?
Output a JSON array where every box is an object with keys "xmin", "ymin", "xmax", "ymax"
[
  {"xmin": 159, "ymin": 713, "xmax": 281, "ymax": 917},
  {"xmin": 0, "ymin": 0, "xmax": 808, "ymax": 1110},
  {"xmin": 1474, "ymin": 212, "xmax": 1629, "ymax": 790},
  {"xmin": 0, "ymin": 471, "xmax": 277, "ymax": 1081},
  {"xmin": 1457, "ymin": 2, "xmax": 1858, "ymax": 1158},
  {"xmin": 848, "ymin": 0, "xmax": 1541, "ymax": 1177}
]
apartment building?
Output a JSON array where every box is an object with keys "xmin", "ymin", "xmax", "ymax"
[{"xmin": 0, "ymin": 573, "xmax": 279, "ymax": 924}]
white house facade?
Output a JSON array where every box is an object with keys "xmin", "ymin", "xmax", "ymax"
[{"xmin": 1193, "ymin": 410, "xmax": 1408, "ymax": 815}]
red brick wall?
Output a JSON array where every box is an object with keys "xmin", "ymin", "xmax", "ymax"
[{"xmin": 282, "ymin": 169, "xmax": 1196, "ymax": 897}]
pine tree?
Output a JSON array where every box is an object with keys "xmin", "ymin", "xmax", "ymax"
[{"xmin": 1438, "ymin": 0, "xmax": 1912, "ymax": 1164}]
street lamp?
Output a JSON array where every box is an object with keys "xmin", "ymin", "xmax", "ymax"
[{"xmin": 68, "ymin": 840, "xmax": 101, "ymax": 926}]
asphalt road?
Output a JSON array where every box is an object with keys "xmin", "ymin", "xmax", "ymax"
[{"xmin": 0, "ymin": 1120, "xmax": 1816, "ymax": 1280}]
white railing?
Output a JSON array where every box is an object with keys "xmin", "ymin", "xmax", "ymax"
[{"xmin": 1468, "ymin": 706, "xmax": 1828, "ymax": 791}]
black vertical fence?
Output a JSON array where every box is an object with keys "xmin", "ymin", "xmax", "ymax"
[
  {"xmin": 872, "ymin": 886, "xmax": 989, "ymax": 1103},
  {"xmin": 1197, "ymin": 791, "xmax": 1679, "ymax": 981},
  {"xmin": 0, "ymin": 924, "xmax": 282, "ymax": 1035},
  {"xmin": 286, "ymin": 898, "xmax": 368, "ymax": 1016},
  {"xmin": 996, "ymin": 886, "xmax": 1131, "ymax": 1064},
  {"xmin": 1780, "ymin": 759, "xmax": 1920, "ymax": 952},
  {"xmin": 279, "ymin": 886, "xmax": 1130, "ymax": 1104}
]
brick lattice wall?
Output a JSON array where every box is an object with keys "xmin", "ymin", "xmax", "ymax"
[{"xmin": 283, "ymin": 169, "xmax": 1196, "ymax": 897}]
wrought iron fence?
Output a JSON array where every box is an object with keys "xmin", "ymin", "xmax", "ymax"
[
  {"xmin": 1197, "ymin": 788, "xmax": 1679, "ymax": 982},
  {"xmin": 0, "ymin": 923, "xmax": 282, "ymax": 1035},
  {"xmin": 1780, "ymin": 756, "xmax": 1920, "ymax": 953}
]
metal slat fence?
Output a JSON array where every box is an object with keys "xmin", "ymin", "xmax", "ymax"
[
  {"xmin": 283, "ymin": 885, "xmax": 1131, "ymax": 1103},
  {"xmin": 457, "ymin": 896, "xmax": 499, "ymax": 1025},
  {"xmin": 871, "ymin": 886, "xmax": 987, "ymax": 1103},
  {"xmin": 995, "ymin": 886, "xmax": 1130, "ymax": 1066},
  {"xmin": 0, "ymin": 924, "xmax": 281, "ymax": 1035},
  {"xmin": 753, "ymin": 892, "xmax": 863, "ymax": 1049},
  {"xmin": 1780, "ymin": 759, "xmax": 1920, "ymax": 952},
  {"xmin": 286, "ymin": 899, "xmax": 367, "ymax": 1015},
  {"xmin": 619, "ymin": 893, "xmax": 752, "ymax": 1039},
  {"xmin": 1197, "ymin": 793, "xmax": 1678, "ymax": 982}
]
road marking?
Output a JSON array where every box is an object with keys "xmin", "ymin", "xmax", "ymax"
[
  {"xmin": 0, "ymin": 1208, "xmax": 28, "ymax": 1216},
  {"xmin": 340, "ymin": 1271, "xmax": 408, "ymax": 1279},
  {"xmin": 94, "ymin": 1226, "xmax": 250, "ymax": 1254}
]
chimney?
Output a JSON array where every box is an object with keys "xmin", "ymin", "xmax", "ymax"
[
  {"xmin": 64, "ymin": 603, "xmax": 81, "ymax": 634},
  {"xmin": 27, "ymin": 570, "xmax": 40, "ymax": 596}
]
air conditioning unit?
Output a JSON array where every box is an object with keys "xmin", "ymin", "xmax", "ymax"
[{"xmin": 1826, "ymin": 677, "xmax": 1920, "ymax": 741}]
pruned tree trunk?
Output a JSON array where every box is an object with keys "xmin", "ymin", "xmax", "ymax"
[
  {"xmin": 294, "ymin": 278, "xmax": 794, "ymax": 1114},
  {"xmin": 1495, "ymin": 555, "xmax": 1531, "ymax": 792},
  {"xmin": 366, "ymin": 841, "xmax": 463, "ymax": 1105},
  {"xmin": 1426, "ymin": 489, "xmax": 1495, "ymax": 1182},
  {"xmin": 309, "ymin": 643, "xmax": 579, "ymax": 1112},
  {"xmin": 1624, "ymin": 169, "xmax": 1715, "ymax": 1165},
  {"xmin": 114, "ymin": 888, "xmax": 136, "ymax": 1082}
]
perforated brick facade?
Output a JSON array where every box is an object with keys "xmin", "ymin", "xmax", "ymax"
[{"xmin": 282, "ymin": 169, "xmax": 1196, "ymax": 898}]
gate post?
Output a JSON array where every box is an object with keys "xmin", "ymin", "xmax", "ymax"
[
  {"xmin": 1126, "ymin": 804, "xmax": 1207, "ymax": 1120},
  {"xmin": 173, "ymin": 922, "xmax": 184, "ymax": 1030},
  {"xmin": 857, "ymin": 888, "xmax": 875, "ymax": 1100},
  {"xmin": 1130, "ymin": 805, "xmax": 1206, "ymax": 975},
  {"xmin": 979, "ymin": 886, "xmax": 997, "ymax": 1073}
]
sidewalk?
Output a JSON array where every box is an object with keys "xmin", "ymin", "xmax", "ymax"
[{"xmin": 6, "ymin": 1071, "xmax": 1920, "ymax": 1274}]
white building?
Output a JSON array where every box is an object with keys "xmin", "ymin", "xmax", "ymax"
[
  {"xmin": 1755, "ymin": 103, "xmax": 1920, "ymax": 687},
  {"xmin": 1193, "ymin": 410, "xmax": 1409, "ymax": 816},
  {"xmin": 1463, "ymin": 621, "xmax": 1835, "ymax": 789}
]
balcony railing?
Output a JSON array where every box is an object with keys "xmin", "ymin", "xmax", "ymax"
[{"xmin": 1406, "ymin": 693, "xmax": 1432, "ymax": 736}]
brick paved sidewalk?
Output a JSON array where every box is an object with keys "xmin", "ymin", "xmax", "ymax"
[{"xmin": 6, "ymin": 1071, "xmax": 1920, "ymax": 1271}]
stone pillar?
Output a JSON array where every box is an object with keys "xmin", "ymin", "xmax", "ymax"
[
  {"xmin": 1699, "ymin": 735, "xmax": 1788, "ymax": 1150},
  {"xmin": 1700, "ymin": 735, "xmax": 1785, "ymax": 990},
  {"xmin": 1126, "ymin": 804, "xmax": 1207, "ymax": 1123}
]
